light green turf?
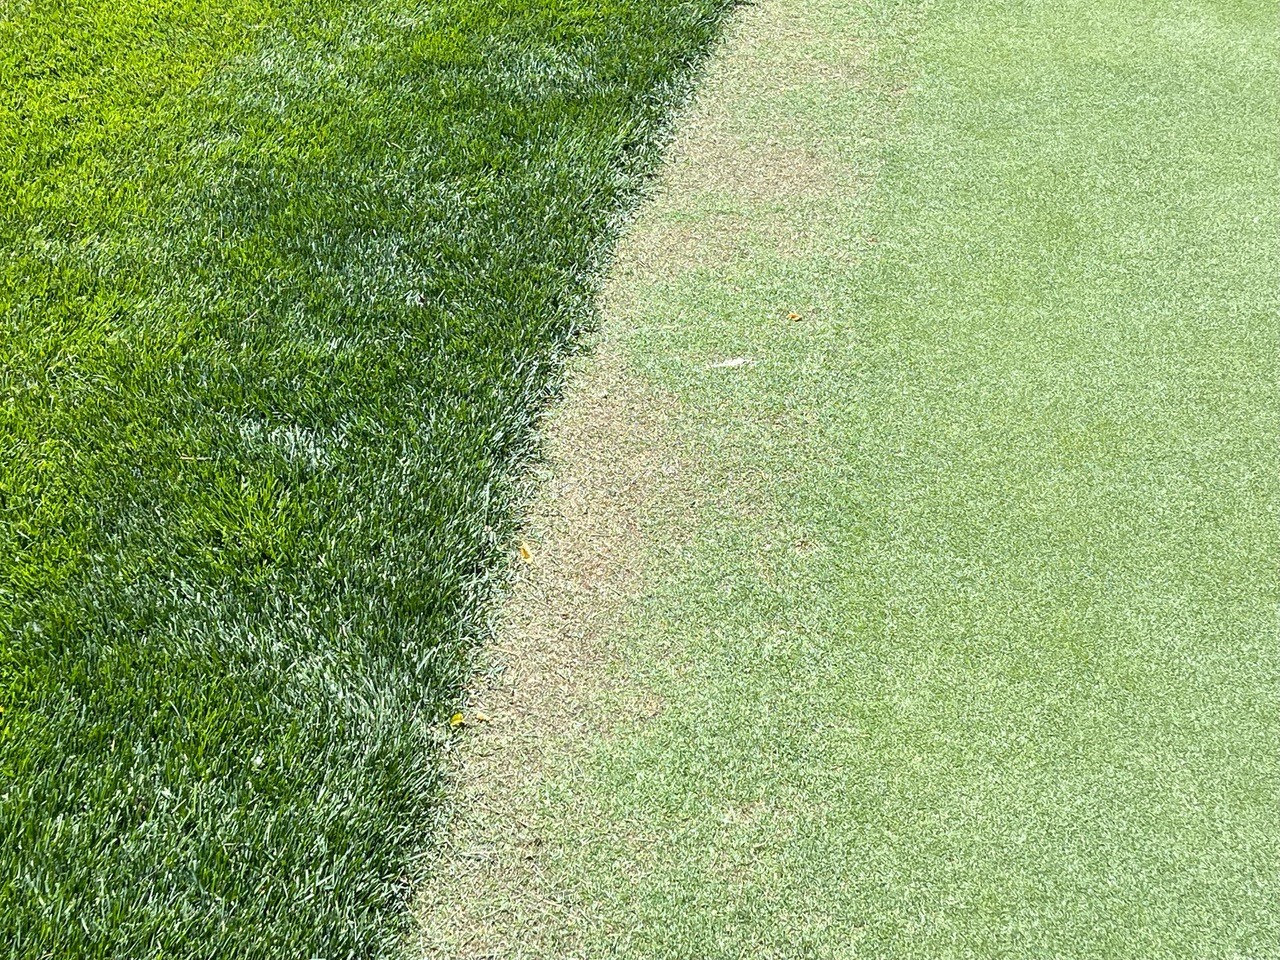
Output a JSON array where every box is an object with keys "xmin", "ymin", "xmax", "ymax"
[{"xmin": 489, "ymin": 0, "xmax": 1280, "ymax": 955}]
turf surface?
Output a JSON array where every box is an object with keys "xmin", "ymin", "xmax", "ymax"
[
  {"xmin": 0, "ymin": 0, "xmax": 731, "ymax": 954},
  {"xmin": 422, "ymin": 0, "xmax": 1280, "ymax": 954}
]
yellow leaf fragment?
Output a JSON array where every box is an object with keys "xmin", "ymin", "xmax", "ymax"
[
  {"xmin": 518, "ymin": 542, "xmax": 533, "ymax": 561},
  {"xmin": 473, "ymin": 711, "xmax": 490, "ymax": 724},
  {"xmin": 449, "ymin": 712, "xmax": 466, "ymax": 728}
]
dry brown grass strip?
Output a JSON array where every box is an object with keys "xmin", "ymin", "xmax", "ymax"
[{"xmin": 411, "ymin": 334, "xmax": 689, "ymax": 958}]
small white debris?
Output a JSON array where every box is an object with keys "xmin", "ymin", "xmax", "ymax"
[{"xmin": 709, "ymin": 357, "xmax": 755, "ymax": 369}]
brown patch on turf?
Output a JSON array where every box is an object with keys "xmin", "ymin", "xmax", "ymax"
[
  {"xmin": 674, "ymin": 137, "xmax": 848, "ymax": 205},
  {"xmin": 411, "ymin": 337, "xmax": 689, "ymax": 960},
  {"xmin": 610, "ymin": 1, "xmax": 878, "ymax": 287}
]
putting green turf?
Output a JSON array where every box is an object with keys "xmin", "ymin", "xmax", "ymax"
[{"xmin": 424, "ymin": 0, "xmax": 1280, "ymax": 954}]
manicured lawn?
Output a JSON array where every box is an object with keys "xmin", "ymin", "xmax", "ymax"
[
  {"xmin": 425, "ymin": 0, "xmax": 1280, "ymax": 955},
  {"xmin": 0, "ymin": 0, "xmax": 730, "ymax": 954}
]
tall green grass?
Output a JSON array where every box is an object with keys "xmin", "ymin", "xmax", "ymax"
[{"xmin": 0, "ymin": 0, "xmax": 730, "ymax": 954}]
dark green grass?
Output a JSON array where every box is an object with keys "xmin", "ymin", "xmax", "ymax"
[{"xmin": 0, "ymin": 0, "xmax": 730, "ymax": 954}]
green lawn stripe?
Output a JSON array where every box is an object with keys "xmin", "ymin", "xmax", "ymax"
[{"xmin": 0, "ymin": 0, "xmax": 734, "ymax": 954}]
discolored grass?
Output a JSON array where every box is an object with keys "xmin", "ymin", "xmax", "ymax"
[
  {"xmin": 412, "ymin": 337, "xmax": 692, "ymax": 959},
  {"xmin": 0, "ymin": 0, "xmax": 733, "ymax": 956}
]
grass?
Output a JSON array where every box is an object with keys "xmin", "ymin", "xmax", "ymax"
[
  {"xmin": 0, "ymin": 0, "xmax": 733, "ymax": 955},
  {"xmin": 422, "ymin": 0, "xmax": 1280, "ymax": 955}
]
